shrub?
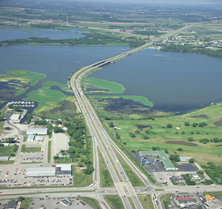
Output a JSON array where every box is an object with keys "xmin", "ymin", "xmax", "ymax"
[
  {"xmin": 177, "ymin": 148, "xmax": 183, "ymax": 151},
  {"xmin": 166, "ymin": 123, "xmax": 172, "ymax": 128},
  {"xmin": 187, "ymin": 137, "xmax": 194, "ymax": 142},
  {"xmin": 189, "ymin": 158, "xmax": 195, "ymax": 163},
  {"xmin": 184, "ymin": 122, "xmax": 190, "ymax": 126}
]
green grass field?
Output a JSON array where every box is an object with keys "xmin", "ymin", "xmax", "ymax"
[
  {"xmin": 0, "ymin": 160, "xmax": 14, "ymax": 164},
  {"xmin": 98, "ymin": 149, "xmax": 114, "ymax": 187},
  {"xmin": 0, "ymin": 146, "xmax": 17, "ymax": 157},
  {"xmin": 138, "ymin": 194, "xmax": 154, "ymax": 209},
  {"xmin": 20, "ymin": 198, "xmax": 33, "ymax": 209},
  {"xmin": 103, "ymin": 195, "xmax": 124, "ymax": 209},
  {"xmin": 160, "ymin": 193, "xmax": 172, "ymax": 209},
  {"xmin": 103, "ymin": 103, "xmax": 222, "ymax": 164},
  {"xmin": 23, "ymin": 135, "xmax": 27, "ymax": 142},
  {"xmin": 72, "ymin": 165, "xmax": 93, "ymax": 187},
  {"xmin": 54, "ymin": 157, "xmax": 72, "ymax": 163},
  {"xmin": 48, "ymin": 141, "xmax": 51, "ymax": 163},
  {"xmin": 84, "ymin": 77, "xmax": 125, "ymax": 94},
  {"xmin": 203, "ymin": 191, "xmax": 222, "ymax": 199},
  {"xmin": 21, "ymin": 145, "xmax": 41, "ymax": 153}
]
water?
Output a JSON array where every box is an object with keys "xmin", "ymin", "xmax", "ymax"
[
  {"xmin": 0, "ymin": 27, "xmax": 84, "ymax": 41},
  {"xmin": 88, "ymin": 48, "xmax": 222, "ymax": 112},
  {"xmin": 0, "ymin": 45, "xmax": 129, "ymax": 84}
]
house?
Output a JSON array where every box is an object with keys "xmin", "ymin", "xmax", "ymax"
[{"xmin": 171, "ymin": 176, "xmax": 186, "ymax": 184}]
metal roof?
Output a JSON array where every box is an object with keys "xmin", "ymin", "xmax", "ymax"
[
  {"xmin": 36, "ymin": 136, "xmax": 44, "ymax": 141},
  {"xmin": 27, "ymin": 135, "xmax": 35, "ymax": 141},
  {"xmin": 56, "ymin": 164, "xmax": 72, "ymax": 171},
  {"xmin": 26, "ymin": 167, "xmax": 55, "ymax": 176},
  {"xmin": 0, "ymin": 156, "xmax": 9, "ymax": 161},
  {"xmin": 139, "ymin": 150, "xmax": 176, "ymax": 170},
  {"xmin": 27, "ymin": 128, "xmax": 48, "ymax": 135}
]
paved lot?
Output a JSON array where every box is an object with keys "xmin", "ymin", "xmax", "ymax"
[
  {"xmin": 53, "ymin": 133, "xmax": 69, "ymax": 156},
  {"xmin": 19, "ymin": 151, "xmax": 44, "ymax": 163},
  {"xmin": 30, "ymin": 197, "xmax": 92, "ymax": 209},
  {"xmin": 178, "ymin": 163, "xmax": 198, "ymax": 171}
]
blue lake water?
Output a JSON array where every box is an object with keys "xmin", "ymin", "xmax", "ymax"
[
  {"xmin": 88, "ymin": 48, "xmax": 222, "ymax": 112},
  {"xmin": 0, "ymin": 28, "xmax": 84, "ymax": 41}
]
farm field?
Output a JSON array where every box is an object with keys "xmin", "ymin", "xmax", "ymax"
[{"xmin": 103, "ymin": 102, "xmax": 222, "ymax": 164}]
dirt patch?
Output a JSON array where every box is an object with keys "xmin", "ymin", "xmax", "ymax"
[
  {"xmin": 135, "ymin": 125, "xmax": 150, "ymax": 129},
  {"xmin": 215, "ymin": 144, "xmax": 222, "ymax": 147},
  {"xmin": 190, "ymin": 114, "xmax": 209, "ymax": 118},
  {"xmin": 213, "ymin": 118, "xmax": 222, "ymax": 126},
  {"xmin": 75, "ymin": 167, "xmax": 82, "ymax": 174},
  {"xmin": 165, "ymin": 141, "xmax": 197, "ymax": 146}
]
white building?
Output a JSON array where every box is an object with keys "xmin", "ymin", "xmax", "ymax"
[
  {"xmin": 27, "ymin": 128, "xmax": 48, "ymax": 135},
  {"xmin": 27, "ymin": 135, "xmax": 35, "ymax": 141},
  {"xmin": 10, "ymin": 114, "xmax": 20, "ymax": 121},
  {"xmin": 36, "ymin": 136, "xmax": 44, "ymax": 142},
  {"xmin": 0, "ymin": 156, "xmax": 9, "ymax": 161},
  {"xmin": 26, "ymin": 167, "xmax": 55, "ymax": 177}
]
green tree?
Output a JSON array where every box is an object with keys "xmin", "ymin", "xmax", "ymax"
[
  {"xmin": 184, "ymin": 122, "xmax": 190, "ymax": 126},
  {"xmin": 166, "ymin": 123, "xmax": 172, "ymax": 128},
  {"xmin": 177, "ymin": 148, "xmax": 183, "ymax": 151},
  {"xmin": 18, "ymin": 196, "xmax": 25, "ymax": 202},
  {"xmin": 187, "ymin": 137, "xmax": 193, "ymax": 142},
  {"xmin": 189, "ymin": 158, "xmax": 195, "ymax": 163}
]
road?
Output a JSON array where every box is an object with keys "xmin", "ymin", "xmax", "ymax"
[{"xmin": 69, "ymin": 23, "xmax": 199, "ymax": 209}]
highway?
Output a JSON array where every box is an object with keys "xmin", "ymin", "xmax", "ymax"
[{"xmin": 69, "ymin": 23, "xmax": 199, "ymax": 209}]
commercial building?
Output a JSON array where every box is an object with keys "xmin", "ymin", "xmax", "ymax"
[
  {"xmin": 27, "ymin": 135, "xmax": 35, "ymax": 141},
  {"xmin": 139, "ymin": 150, "xmax": 178, "ymax": 170},
  {"xmin": 60, "ymin": 199, "xmax": 71, "ymax": 206},
  {"xmin": 204, "ymin": 199, "xmax": 222, "ymax": 209},
  {"xmin": 0, "ymin": 156, "xmax": 10, "ymax": 161},
  {"xmin": 27, "ymin": 128, "xmax": 48, "ymax": 135},
  {"xmin": 7, "ymin": 199, "xmax": 18, "ymax": 209},
  {"xmin": 174, "ymin": 196, "xmax": 198, "ymax": 207},
  {"xmin": 171, "ymin": 176, "xmax": 186, "ymax": 184},
  {"xmin": 26, "ymin": 164, "xmax": 72, "ymax": 177},
  {"xmin": 10, "ymin": 114, "xmax": 20, "ymax": 121},
  {"xmin": 36, "ymin": 136, "xmax": 44, "ymax": 142}
]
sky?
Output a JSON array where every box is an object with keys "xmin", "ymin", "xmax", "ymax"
[{"xmin": 72, "ymin": 0, "xmax": 222, "ymax": 4}]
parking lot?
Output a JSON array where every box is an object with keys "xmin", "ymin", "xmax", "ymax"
[
  {"xmin": 30, "ymin": 197, "xmax": 92, "ymax": 209},
  {"xmin": 19, "ymin": 151, "xmax": 44, "ymax": 163},
  {"xmin": 0, "ymin": 166, "xmax": 72, "ymax": 188}
]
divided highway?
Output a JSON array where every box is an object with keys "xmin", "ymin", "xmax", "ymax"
[{"xmin": 70, "ymin": 23, "xmax": 197, "ymax": 209}]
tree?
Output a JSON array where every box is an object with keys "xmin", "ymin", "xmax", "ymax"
[
  {"xmin": 27, "ymin": 113, "xmax": 32, "ymax": 124},
  {"xmin": 135, "ymin": 130, "xmax": 140, "ymax": 134},
  {"xmin": 189, "ymin": 158, "xmax": 195, "ymax": 163},
  {"xmin": 166, "ymin": 123, "xmax": 172, "ymax": 128},
  {"xmin": 152, "ymin": 146, "xmax": 156, "ymax": 151},
  {"xmin": 192, "ymin": 122, "xmax": 198, "ymax": 127},
  {"xmin": 187, "ymin": 137, "xmax": 193, "ymax": 142},
  {"xmin": 181, "ymin": 131, "xmax": 185, "ymax": 134},
  {"xmin": 14, "ymin": 106, "xmax": 22, "ymax": 112},
  {"xmin": 147, "ymin": 114, "xmax": 155, "ymax": 120},
  {"xmin": 109, "ymin": 122, "xmax": 114, "ymax": 127},
  {"xmin": 196, "ymin": 170, "xmax": 204, "ymax": 174},
  {"xmin": 184, "ymin": 122, "xmax": 190, "ymax": 126},
  {"xmin": 116, "ymin": 132, "xmax": 120, "ymax": 139},
  {"xmin": 54, "ymin": 155, "xmax": 59, "ymax": 159},
  {"xmin": 177, "ymin": 148, "xmax": 183, "ymax": 151},
  {"xmin": 18, "ymin": 196, "xmax": 25, "ymax": 202},
  {"xmin": 8, "ymin": 104, "xmax": 13, "ymax": 108}
]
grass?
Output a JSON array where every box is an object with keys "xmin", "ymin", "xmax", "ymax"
[
  {"xmin": 98, "ymin": 149, "xmax": 114, "ymax": 187},
  {"xmin": 160, "ymin": 193, "xmax": 172, "ymax": 209},
  {"xmin": 128, "ymin": 197, "xmax": 136, "ymax": 209},
  {"xmin": 102, "ymin": 102, "xmax": 222, "ymax": 165},
  {"xmin": 79, "ymin": 197, "xmax": 102, "ymax": 209},
  {"xmin": 48, "ymin": 141, "xmax": 51, "ymax": 163},
  {"xmin": 21, "ymin": 145, "xmax": 41, "ymax": 153},
  {"xmin": 72, "ymin": 165, "xmax": 93, "ymax": 187},
  {"xmin": 203, "ymin": 191, "xmax": 222, "ymax": 199},
  {"xmin": 0, "ymin": 160, "xmax": 14, "ymax": 164},
  {"xmin": 138, "ymin": 194, "xmax": 154, "ymax": 209},
  {"xmin": 103, "ymin": 195, "xmax": 124, "ymax": 209},
  {"xmin": 23, "ymin": 135, "xmax": 27, "ymax": 142},
  {"xmin": 54, "ymin": 157, "xmax": 72, "ymax": 163},
  {"xmin": 20, "ymin": 198, "xmax": 33, "ymax": 209},
  {"xmin": 84, "ymin": 77, "xmax": 125, "ymax": 94},
  {"xmin": 0, "ymin": 146, "xmax": 17, "ymax": 156}
]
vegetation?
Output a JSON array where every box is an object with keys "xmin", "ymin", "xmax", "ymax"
[
  {"xmin": 21, "ymin": 145, "xmax": 41, "ymax": 152},
  {"xmin": 20, "ymin": 198, "xmax": 32, "ymax": 209},
  {"xmin": 181, "ymin": 174, "xmax": 196, "ymax": 185},
  {"xmin": 0, "ymin": 145, "xmax": 18, "ymax": 157},
  {"xmin": 79, "ymin": 197, "xmax": 102, "ymax": 209},
  {"xmin": 103, "ymin": 195, "xmax": 124, "ymax": 209},
  {"xmin": 160, "ymin": 193, "xmax": 172, "ymax": 209},
  {"xmin": 138, "ymin": 195, "xmax": 154, "ymax": 209},
  {"xmin": 48, "ymin": 141, "xmax": 51, "ymax": 163}
]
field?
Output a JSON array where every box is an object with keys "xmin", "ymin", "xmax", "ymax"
[
  {"xmin": 160, "ymin": 193, "xmax": 172, "ymax": 209},
  {"xmin": 103, "ymin": 102, "xmax": 222, "ymax": 165},
  {"xmin": 84, "ymin": 77, "xmax": 125, "ymax": 94},
  {"xmin": 138, "ymin": 194, "xmax": 154, "ymax": 209},
  {"xmin": 48, "ymin": 141, "xmax": 51, "ymax": 163},
  {"xmin": 0, "ymin": 146, "xmax": 18, "ymax": 157},
  {"xmin": 203, "ymin": 191, "xmax": 222, "ymax": 199},
  {"xmin": 20, "ymin": 198, "xmax": 33, "ymax": 209},
  {"xmin": 98, "ymin": 149, "xmax": 114, "ymax": 187},
  {"xmin": 21, "ymin": 145, "xmax": 41, "ymax": 153},
  {"xmin": 23, "ymin": 81, "xmax": 77, "ymax": 118},
  {"xmin": 103, "ymin": 195, "xmax": 124, "ymax": 209}
]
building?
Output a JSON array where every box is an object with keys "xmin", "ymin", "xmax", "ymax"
[
  {"xmin": 204, "ymin": 199, "xmax": 222, "ymax": 209},
  {"xmin": 27, "ymin": 135, "xmax": 35, "ymax": 141},
  {"xmin": 171, "ymin": 176, "xmax": 186, "ymax": 184},
  {"xmin": 60, "ymin": 199, "xmax": 71, "ymax": 206},
  {"xmin": 26, "ymin": 164, "xmax": 72, "ymax": 177},
  {"xmin": 10, "ymin": 114, "xmax": 20, "ymax": 121},
  {"xmin": 0, "ymin": 156, "xmax": 10, "ymax": 161},
  {"xmin": 56, "ymin": 164, "xmax": 72, "ymax": 176},
  {"xmin": 27, "ymin": 128, "xmax": 48, "ymax": 135},
  {"xmin": 26, "ymin": 167, "xmax": 55, "ymax": 177},
  {"xmin": 7, "ymin": 200, "xmax": 18, "ymax": 209},
  {"xmin": 36, "ymin": 136, "xmax": 44, "ymax": 142},
  {"xmin": 174, "ymin": 196, "xmax": 198, "ymax": 207},
  {"xmin": 180, "ymin": 157, "xmax": 188, "ymax": 161},
  {"xmin": 139, "ymin": 150, "xmax": 178, "ymax": 170}
]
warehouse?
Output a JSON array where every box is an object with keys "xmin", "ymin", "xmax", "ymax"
[
  {"xmin": 26, "ymin": 164, "xmax": 72, "ymax": 177},
  {"xmin": 27, "ymin": 128, "xmax": 48, "ymax": 135},
  {"xmin": 36, "ymin": 136, "xmax": 44, "ymax": 142},
  {"xmin": 0, "ymin": 156, "xmax": 10, "ymax": 161},
  {"xmin": 26, "ymin": 167, "xmax": 55, "ymax": 177},
  {"xmin": 27, "ymin": 135, "xmax": 35, "ymax": 141}
]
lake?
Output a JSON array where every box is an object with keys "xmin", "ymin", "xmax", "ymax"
[
  {"xmin": 88, "ymin": 48, "xmax": 222, "ymax": 112},
  {"xmin": 0, "ymin": 27, "xmax": 84, "ymax": 41}
]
